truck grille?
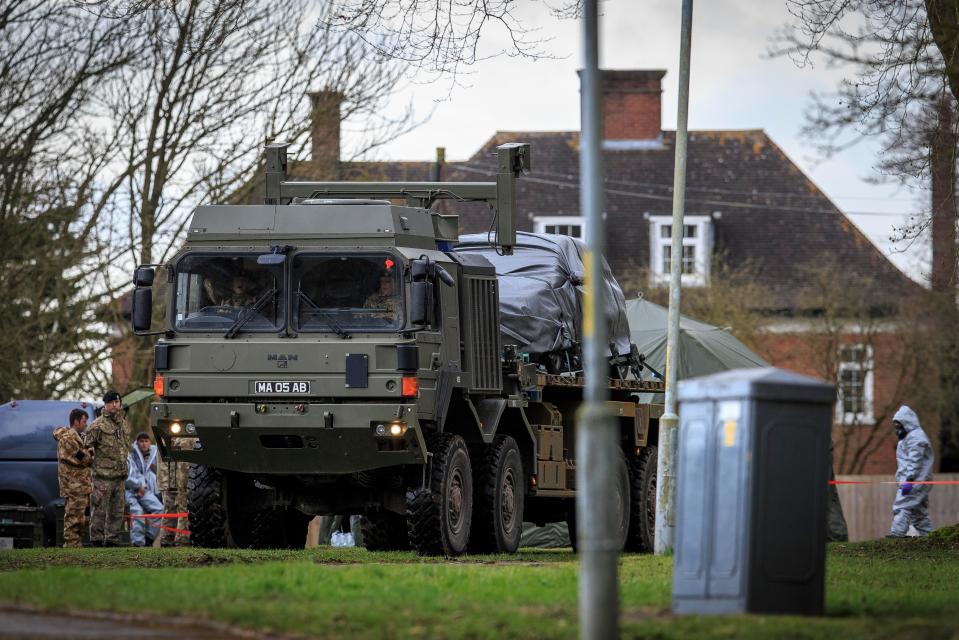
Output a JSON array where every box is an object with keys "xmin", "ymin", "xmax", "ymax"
[{"xmin": 465, "ymin": 276, "xmax": 502, "ymax": 392}]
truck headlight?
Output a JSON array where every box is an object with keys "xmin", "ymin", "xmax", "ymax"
[
  {"xmin": 372, "ymin": 420, "xmax": 408, "ymax": 437},
  {"xmin": 166, "ymin": 420, "xmax": 195, "ymax": 435}
]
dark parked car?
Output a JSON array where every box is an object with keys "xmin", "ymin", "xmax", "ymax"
[
  {"xmin": 0, "ymin": 390, "xmax": 153, "ymax": 545},
  {"xmin": 0, "ymin": 400, "xmax": 96, "ymax": 545}
]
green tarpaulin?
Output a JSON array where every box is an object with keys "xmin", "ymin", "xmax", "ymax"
[{"xmin": 626, "ymin": 297, "xmax": 768, "ymax": 381}]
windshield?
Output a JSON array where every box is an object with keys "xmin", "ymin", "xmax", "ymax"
[
  {"xmin": 293, "ymin": 254, "xmax": 403, "ymax": 332},
  {"xmin": 174, "ymin": 254, "xmax": 283, "ymax": 332}
]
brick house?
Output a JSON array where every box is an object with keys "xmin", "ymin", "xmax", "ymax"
[{"xmin": 245, "ymin": 69, "xmax": 929, "ymax": 474}]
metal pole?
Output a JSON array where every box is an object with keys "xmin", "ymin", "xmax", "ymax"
[
  {"xmin": 577, "ymin": 1, "xmax": 619, "ymax": 638},
  {"xmin": 655, "ymin": 0, "xmax": 694, "ymax": 557}
]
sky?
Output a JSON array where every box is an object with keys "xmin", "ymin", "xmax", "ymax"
[{"xmin": 354, "ymin": 0, "xmax": 929, "ymax": 283}]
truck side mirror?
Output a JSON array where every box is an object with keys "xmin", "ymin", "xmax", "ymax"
[
  {"xmin": 435, "ymin": 266, "xmax": 455, "ymax": 287},
  {"xmin": 410, "ymin": 259, "xmax": 430, "ymax": 281},
  {"xmin": 410, "ymin": 281, "xmax": 431, "ymax": 325},
  {"xmin": 134, "ymin": 266, "xmax": 155, "ymax": 287},
  {"xmin": 132, "ymin": 287, "xmax": 153, "ymax": 332}
]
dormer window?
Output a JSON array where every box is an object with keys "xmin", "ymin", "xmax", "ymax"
[
  {"xmin": 648, "ymin": 215, "xmax": 712, "ymax": 287},
  {"xmin": 534, "ymin": 216, "xmax": 586, "ymax": 241}
]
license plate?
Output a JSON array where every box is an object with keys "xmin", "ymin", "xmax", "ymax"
[
  {"xmin": 252, "ymin": 381, "xmax": 311, "ymax": 395},
  {"xmin": 0, "ymin": 537, "xmax": 12, "ymax": 550}
]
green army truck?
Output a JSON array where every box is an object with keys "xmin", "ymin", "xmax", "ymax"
[{"xmin": 131, "ymin": 142, "xmax": 665, "ymax": 555}]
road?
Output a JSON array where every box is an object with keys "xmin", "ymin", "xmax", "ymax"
[{"xmin": 0, "ymin": 608, "xmax": 264, "ymax": 640}]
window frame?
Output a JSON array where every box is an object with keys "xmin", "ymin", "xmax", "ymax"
[
  {"xmin": 534, "ymin": 215, "xmax": 587, "ymax": 241},
  {"xmin": 290, "ymin": 250, "xmax": 406, "ymax": 334},
  {"xmin": 648, "ymin": 215, "xmax": 712, "ymax": 287},
  {"xmin": 835, "ymin": 343, "xmax": 875, "ymax": 425},
  {"xmin": 171, "ymin": 251, "xmax": 286, "ymax": 334}
]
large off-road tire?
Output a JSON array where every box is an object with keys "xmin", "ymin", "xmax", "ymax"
[
  {"xmin": 469, "ymin": 435, "xmax": 524, "ymax": 554},
  {"xmin": 360, "ymin": 511, "xmax": 411, "ymax": 551},
  {"xmin": 626, "ymin": 445, "xmax": 657, "ymax": 553},
  {"xmin": 188, "ymin": 464, "xmax": 229, "ymax": 548},
  {"xmin": 564, "ymin": 448, "xmax": 631, "ymax": 553},
  {"xmin": 187, "ymin": 464, "xmax": 309, "ymax": 549},
  {"xmin": 407, "ymin": 433, "xmax": 473, "ymax": 557}
]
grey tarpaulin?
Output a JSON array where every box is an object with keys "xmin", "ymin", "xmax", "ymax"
[
  {"xmin": 456, "ymin": 232, "xmax": 631, "ymax": 372},
  {"xmin": 520, "ymin": 522, "xmax": 571, "ymax": 549}
]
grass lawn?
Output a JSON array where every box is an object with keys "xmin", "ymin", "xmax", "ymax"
[{"xmin": 0, "ymin": 532, "xmax": 957, "ymax": 639}]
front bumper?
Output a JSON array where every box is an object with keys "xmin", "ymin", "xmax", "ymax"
[{"xmin": 150, "ymin": 401, "xmax": 426, "ymax": 474}]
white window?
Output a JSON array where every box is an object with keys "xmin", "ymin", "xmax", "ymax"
[
  {"xmin": 836, "ymin": 344, "xmax": 874, "ymax": 424},
  {"xmin": 648, "ymin": 215, "xmax": 712, "ymax": 287},
  {"xmin": 534, "ymin": 216, "xmax": 586, "ymax": 241}
]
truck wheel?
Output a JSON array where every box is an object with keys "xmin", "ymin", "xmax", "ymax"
[
  {"xmin": 564, "ymin": 448, "xmax": 631, "ymax": 553},
  {"xmin": 187, "ymin": 464, "xmax": 229, "ymax": 548},
  {"xmin": 626, "ymin": 445, "xmax": 657, "ymax": 553},
  {"xmin": 407, "ymin": 433, "xmax": 473, "ymax": 556},
  {"xmin": 360, "ymin": 512, "xmax": 410, "ymax": 551},
  {"xmin": 188, "ymin": 464, "xmax": 308, "ymax": 549},
  {"xmin": 469, "ymin": 435, "xmax": 524, "ymax": 554}
]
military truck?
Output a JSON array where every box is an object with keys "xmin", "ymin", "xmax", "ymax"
[{"xmin": 131, "ymin": 142, "xmax": 664, "ymax": 555}]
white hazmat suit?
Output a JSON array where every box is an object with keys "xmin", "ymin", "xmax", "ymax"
[{"xmin": 889, "ymin": 405, "xmax": 935, "ymax": 537}]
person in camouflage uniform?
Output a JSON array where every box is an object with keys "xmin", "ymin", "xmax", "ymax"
[
  {"xmin": 363, "ymin": 272, "xmax": 396, "ymax": 319},
  {"xmin": 157, "ymin": 448, "xmax": 190, "ymax": 546},
  {"xmin": 53, "ymin": 409, "xmax": 94, "ymax": 548},
  {"xmin": 84, "ymin": 390, "xmax": 130, "ymax": 546}
]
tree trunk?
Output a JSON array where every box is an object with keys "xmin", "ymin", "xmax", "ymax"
[
  {"xmin": 927, "ymin": 0, "xmax": 959, "ymax": 107},
  {"xmin": 929, "ymin": 93, "xmax": 959, "ymax": 471},
  {"xmin": 931, "ymin": 94, "xmax": 957, "ymax": 292}
]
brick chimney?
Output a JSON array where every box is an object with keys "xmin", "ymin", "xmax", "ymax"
[
  {"xmin": 600, "ymin": 69, "xmax": 666, "ymax": 144},
  {"xmin": 308, "ymin": 90, "xmax": 343, "ymax": 178}
]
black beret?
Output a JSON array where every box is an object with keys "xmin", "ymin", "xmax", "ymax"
[{"xmin": 102, "ymin": 390, "xmax": 121, "ymax": 403}]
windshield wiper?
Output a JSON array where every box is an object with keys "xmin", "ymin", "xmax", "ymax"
[
  {"xmin": 224, "ymin": 287, "xmax": 277, "ymax": 339},
  {"xmin": 297, "ymin": 289, "xmax": 352, "ymax": 339}
]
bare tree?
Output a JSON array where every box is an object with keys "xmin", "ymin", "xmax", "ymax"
[
  {"xmin": 0, "ymin": 1, "xmax": 137, "ymax": 401},
  {"xmin": 772, "ymin": 1, "xmax": 951, "ymax": 259},
  {"xmin": 0, "ymin": 1, "xmax": 421, "ymax": 402},
  {"xmin": 927, "ymin": 0, "xmax": 959, "ymax": 102},
  {"xmin": 70, "ymin": 1, "xmax": 419, "ymax": 393},
  {"xmin": 775, "ymin": 0, "xmax": 959, "ymax": 469},
  {"xmin": 325, "ymin": 0, "xmax": 582, "ymax": 80},
  {"xmin": 796, "ymin": 261, "xmax": 931, "ymax": 474}
]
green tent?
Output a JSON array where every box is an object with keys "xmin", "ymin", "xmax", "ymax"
[{"xmin": 625, "ymin": 297, "xmax": 767, "ymax": 380}]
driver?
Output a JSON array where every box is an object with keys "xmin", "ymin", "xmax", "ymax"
[
  {"xmin": 221, "ymin": 273, "xmax": 260, "ymax": 308},
  {"xmin": 363, "ymin": 271, "xmax": 395, "ymax": 318}
]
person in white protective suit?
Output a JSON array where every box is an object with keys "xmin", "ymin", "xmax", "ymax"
[{"xmin": 888, "ymin": 405, "xmax": 935, "ymax": 537}]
